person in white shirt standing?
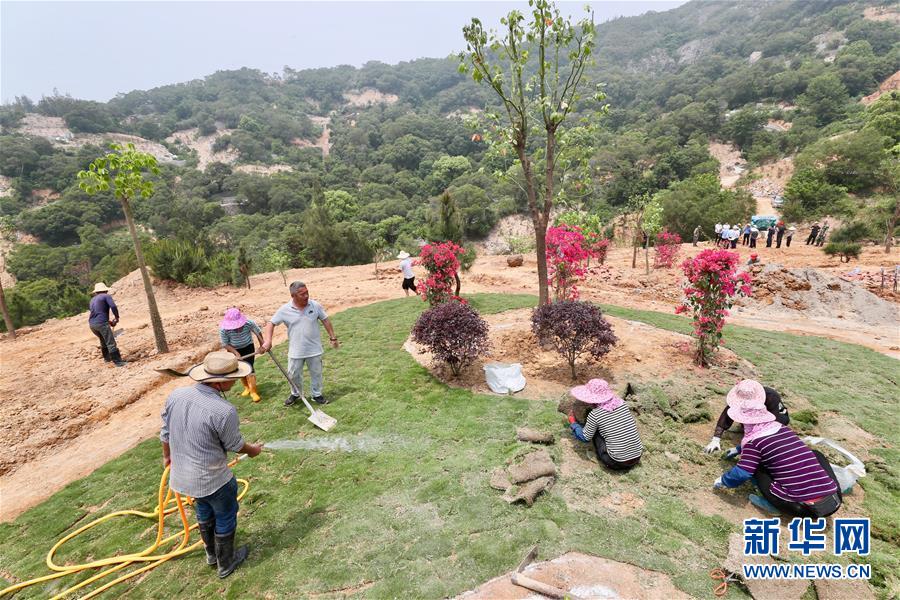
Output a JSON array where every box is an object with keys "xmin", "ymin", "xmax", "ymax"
[
  {"xmin": 397, "ymin": 250, "xmax": 417, "ymax": 296},
  {"xmin": 259, "ymin": 282, "xmax": 340, "ymax": 406}
]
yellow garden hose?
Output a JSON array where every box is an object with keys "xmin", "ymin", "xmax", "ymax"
[{"xmin": 0, "ymin": 460, "xmax": 249, "ymax": 599}]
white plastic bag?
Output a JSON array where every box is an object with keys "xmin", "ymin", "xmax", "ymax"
[
  {"xmin": 483, "ymin": 362, "xmax": 526, "ymax": 394},
  {"xmin": 803, "ymin": 436, "xmax": 866, "ymax": 493}
]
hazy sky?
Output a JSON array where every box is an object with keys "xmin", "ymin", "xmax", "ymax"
[{"xmin": 2, "ymin": 1, "xmax": 685, "ymax": 103}]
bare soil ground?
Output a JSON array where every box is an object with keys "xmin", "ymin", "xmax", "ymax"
[
  {"xmin": 404, "ymin": 309, "xmax": 747, "ymax": 402},
  {"xmin": 709, "ymin": 140, "xmax": 746, "ymax": 189},
  {"xmin": 861, "ymin": 69, "xmax": 900, "ymax": 105},
  {"xmin": 342, "ymin": 88, "xmax": 399, "ymax": 107},
  {"xmin": 165, "ymin": 128, "xmax": 239, "ymax": 170},
  {"xmin": 2, "ymin": 242, "xmax": 898, "ymax": 521},
  {"xmin": 458, "ymin": 551, "xmax": 689, "ymax": 600}
]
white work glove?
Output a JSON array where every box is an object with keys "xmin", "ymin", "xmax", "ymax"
[
  {"xmin": 704, "ymin": 436, "xmax": 721, "ymax": 454},
  {"xmin": 724, "ymin": 447, "xmax": 741, "ymax": 460},
  {"xmin": 713, "ymin": 477, "xmax": 724, "ymax": 490}
]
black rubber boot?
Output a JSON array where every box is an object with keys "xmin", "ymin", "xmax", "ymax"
[
  {"xmin": 215, "ymin": 531, "xmax": 249, "ymax": 579},
  {"xmin": 197, "ymin": 520, "xmax": 217, "ymax": 568},
  {"xmin": 284, "ymin": 394, "xmax": 298, "ymax": 407},
  {"xmin": 100, "ymin": 346, "xmax": 111, "ymax": 362},
  {"xmin": 110, "ymin": 349, "xmax": 127, "ymax": 367}
]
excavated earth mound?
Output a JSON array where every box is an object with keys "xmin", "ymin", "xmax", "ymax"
[{"xmin": 740, "ymin": 264, "xmax": 899, "ymax": 328}]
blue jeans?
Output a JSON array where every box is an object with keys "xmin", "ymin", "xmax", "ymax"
[
  {"xmin": 194, "ymin": 476, "xmax": 239, "ymax": 535},
  {"xmin": 288, "ymin": 355, "xmax": 324, "ymax": 397}
]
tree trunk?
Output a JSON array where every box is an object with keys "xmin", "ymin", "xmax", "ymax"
[
  {"xmin": 121, "ymin": 197, "xmax": 169, "ymax": 354},
  {"xmin": 632, "ymin": 213, "xmax": 643, "ymax": 269},
  {"xmin": 518, "ymin": 145, "xmax": 549, "ymax": 305},
  {"xmin": 644, "ymin": 236, "xmax": 650, "ymax": 275},
  {"xmin": 885, "ymin": 202, "xmax": 899, "ymax": 253},
  {"xmin": 454, "ymin": 272, "xmax": 461, "ymax": 297},
  {"xmin": 0, "ymin": 278, "xmax": 15, "ymax": 339}
]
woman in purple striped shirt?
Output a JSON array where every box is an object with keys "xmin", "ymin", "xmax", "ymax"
[{"xmin": 713, "ymin": 380, "xmax": 842, "ymax": 518}]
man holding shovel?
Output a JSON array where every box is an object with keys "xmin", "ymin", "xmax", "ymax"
[
  {"xmin": 160, "ymin": 351, "xmax": 263, "ymax": 578},
  {"xmin": 259, "ymin": 281, "xmax": 339, "ymax": 406},
  {"xmin": 88, "ymin": 282, "xmax": 125, "ymax": 367}
]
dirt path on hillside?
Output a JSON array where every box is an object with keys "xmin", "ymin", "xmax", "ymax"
[{"xmin": 2, "ymin": 243, "xmax": 898, "ymax": 520}]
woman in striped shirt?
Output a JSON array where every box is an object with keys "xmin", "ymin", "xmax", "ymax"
[
  {"xmin": 714, "ymin": 380, "xmax": 841, "ymax": 517},
  {"xmin": 568, "ymin": 379, "xmax": 643, "ymax": 471},
  {"xmin": 219, "ymin": 308, "xmax": 263, "ymax": 402}
]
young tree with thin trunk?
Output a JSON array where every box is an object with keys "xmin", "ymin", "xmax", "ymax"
[
  {"xmin": 0, "ymin": 278, "xmax": 15, "ymax": 338},
  {"xmin": 77, "ymin": 143, "xmax": 169, "ymax": 353},
  {"xmin": 460, "ymin": 0, "xmax": 603, "ymax": 304}
]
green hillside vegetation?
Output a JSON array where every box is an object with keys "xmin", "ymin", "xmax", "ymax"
[{"xmin": 1, "ymin": 0, "xmax": 898, "ymax": 328}]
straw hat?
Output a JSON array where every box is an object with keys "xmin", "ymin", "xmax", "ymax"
[
  {"xmin": 92, "ymin": 282, "xmax": 110, "ymax": 295},
  {"xmin": 726, "ymin": 380, "xmax": 775, "ymax": 424},
  {"xmin": 188, "ymin": 351, "xmax": 252, "ymax": 383},
  {"xmin": 397, "ymin": 251, "xmax": 411, "ymax": 260},
  {"xmin": 570, "ymin": 379, "xmax": 620, "ymax": 405},
  {"xmin": 220, "ymin": 307, "xmax": 248, "ymax": 330}
]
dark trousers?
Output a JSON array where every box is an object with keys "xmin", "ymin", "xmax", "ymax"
[
  {"xmin": 730, "ymin": 239, "xmax": 738, "ymax": 249},
  {"xmin": 806, "ymin": 233, "xmax": 817, "ymax": 245},
  {"xmin": 766, "ymin": 236, "xmax": 773, "ymax": 247},
  {"xmin": 743, "ymin": 234, "xmax": 750, "ymax": 245},
  {"xmin": 786, "ymin": 236, "xmax": 792, "ymax": 247},
  {"xmin": 776, "ymin": 232, "xmax": 784, "ymax": 248},
  {"xmin": 194, "ymin": 476, "xmax": 240, "ymax": 535},
  {"xmin": 756, "ymin": 450, "xmax": 842, "ymax": 518},
  {"xmin": 750, "ymin": 237, "xmax": 757, "ymax": 248},
  {"xmin": 592, "ymin": 436, "xmax": 640, "ymax": 471},
  {"xmin": 90, "ymin": 322, "xmax": 118, "ymax": 354}
]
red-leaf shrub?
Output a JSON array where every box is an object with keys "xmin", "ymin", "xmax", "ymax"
[
  {"xmin": 675, "ymin": 249, "xmax": 752, "ymax": 367},
  {"xmin": 531, "ymin": 301, "xmax": 618, "ymax": 380},
  {"xmin": 546, "ymin": 225, "xmax": 590, "ymax": 301},
  {"xmin": 588, "ymin": 234, "xmax": 610, "ymax": 266},
  {"xmin": 416, "ymin": 241, "xmax": 465, "ymax": 306},
  {"xmin": 412, "ymin": 301, "xmax": 491, "ymax": 377},
  {"xmin": 653, "ymin": 230, "xmax": 682, "ymax": 269}
]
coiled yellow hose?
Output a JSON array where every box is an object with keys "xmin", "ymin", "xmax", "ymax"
[{"xmin": 0, "ymin": 461, "xmax": 249, "ymax": 599}]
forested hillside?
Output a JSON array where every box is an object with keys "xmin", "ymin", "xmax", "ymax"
[{"xmin": 0, "ymin": 0, "xmax": 897, "ymax": 329}]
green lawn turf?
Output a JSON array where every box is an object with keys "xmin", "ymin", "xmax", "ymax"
[{"xmin": 1, "ymin": 295, "xmax": 896, "ymax": 598}]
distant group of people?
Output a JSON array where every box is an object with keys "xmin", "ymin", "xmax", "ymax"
[{"xmin": 708, "ymin": 221, "xmax": 797, "ymax": 250}]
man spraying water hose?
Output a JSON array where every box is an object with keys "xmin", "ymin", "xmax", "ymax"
[{"xmin": 160, "ymin": 351, "xmax": 263, "ymax": 578}]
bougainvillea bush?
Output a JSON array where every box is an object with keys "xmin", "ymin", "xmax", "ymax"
[
  {"xmin": 545, "ymin": 225, "xmax": 590, "ymax": 301},
  {"xmin": 675, "ymin": 249, "xmax": 752, "ymax": 367},
  {"xmin": 416, "ymin": 241, "xmax": 464, "ymax": 305},
  {"xmin": 653, "ymin": 230, "xmax": 682, "ymax": 269},
  {"xmin": 531, "ymin": 301, "xmax": 618, "ymax": 380},
  {"xmin": 412, "ymin": 301, "xmax": 491, "ymax": 377}
]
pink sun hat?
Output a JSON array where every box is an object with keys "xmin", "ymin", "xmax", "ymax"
[
  {"xmin": 220, "ymin": 307, "xmax": 248, "ymax": 330},
  {"xmin": 570, "ymin": 379, "xmax": 623, "ymax": 409},
  {"xmin": 726, "ymin": 379, "xmax": 775, "ymax": 424}
]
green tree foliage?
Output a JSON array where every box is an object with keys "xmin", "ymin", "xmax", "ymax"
[
  {"xmin": 429, "ymin": 190, "xmax": 463, "ymax": 244},
  {"xmin": 300, "ymin": 202, "xmax": 373, "ymax": 266},
  {"xmin": 782, "ymin": 168, "xmax": 849, "ymax": 221},
  {"xmin": 323, "ymin": 189, "xmax": 359, "ymax": 222},
  {"xmin": 77, "ymin": 143, "xmax": 169, "ymax": 353},
  {"xmin": 4, "ymin": 278, "xmax": 89, "ymax": 329},
  {"xmin": 798, "ymin": 73, "xmax": 850, "ymax": 125},
  {"xmin": 722, "ymin": 108, "xmax": 766, "ymax": 150},
  {"xmin": 656, "ymin": 174, "xmax": 755, "ymax": 239},
  {"xmin": 461, "ymin": 0, "xmax": 602, "ymax": 304}
]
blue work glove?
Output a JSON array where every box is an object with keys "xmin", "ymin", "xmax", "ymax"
[
  {"xmin": 724, "ymin": 446, "xmax": 741, "ymax": 460},
  {"xmin": 569, "ymin": 422, "xmax": 587, "ymax": 442},
  {"xmin": 713, "ymin": 476, "xmax": 724, "ymax": 490}
]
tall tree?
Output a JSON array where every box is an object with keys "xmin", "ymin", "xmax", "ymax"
[
  {"xmin": 0, "ymin": 278, "xmax": 15, "ymax": 338},
  {"xmin": 77, "ymin": 143, "xmax": 169, "ymax": 353},
  {"xmin": 460, "ymin": 0, "xmax": 602, "ymax": 304},
  {"xmin": 430, "ymin": 190, "xmax": 464, "ymax": 244}
]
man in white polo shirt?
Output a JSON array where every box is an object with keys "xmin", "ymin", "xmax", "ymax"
[{"xmin": 259, "ymin": 281, "xmax": 339, "ymax": 406}]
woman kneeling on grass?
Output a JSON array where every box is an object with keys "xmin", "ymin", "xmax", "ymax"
[
  {"xmin": 704, "ymin": 383, "xmax": 789, "ymax": 453},
  {"xmin": 713, "ymin": 379, "xmax": 842, "ymax": 517},
  {"xmin": 567, "ymin": 379, "xmax": 643, "ymax": 471}
]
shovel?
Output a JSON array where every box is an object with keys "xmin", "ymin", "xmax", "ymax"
[
  {"xmin": 510, "ymin": 545, "xmax": 584, "ymax": 600},
  {"xmin": 264, "ymin": 348, "xmax": 337, "ymax": 432}
]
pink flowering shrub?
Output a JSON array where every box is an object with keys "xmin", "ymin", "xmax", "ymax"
[
  {"xmin": 546, "ymin": 225, "xmax": 590, "ymax": 301},
  {"xmin": 675, "ymin": 250, "xmax": 752, "ymax": 367},
  {"xmin": 653, "ymin": 230, "xmax": 682, "ymax": 269},
  {"xmin": 417, "ymin": 241, "xmax": 465, "ymax": 306}
]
